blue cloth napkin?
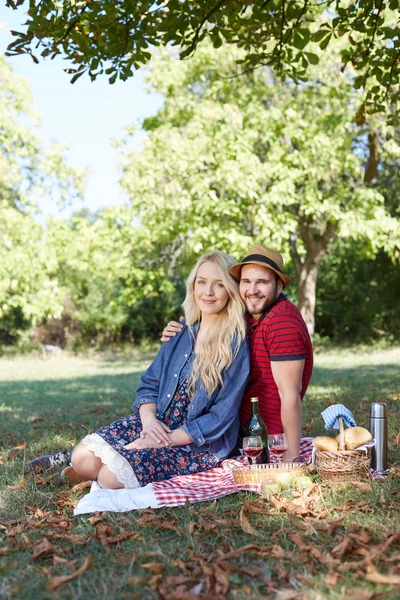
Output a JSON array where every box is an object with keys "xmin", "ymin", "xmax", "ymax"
[{"xmin": 321, "ymin": 404, "xmax": 356, "ymax": 430}]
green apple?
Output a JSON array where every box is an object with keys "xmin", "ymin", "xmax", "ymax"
[
  {"xmin": 307, "ymin": 463, "xmax": 317, "ymax": 475},
  {"xmin": 275, "ymin": 472, "xmax": 292, "ymax": 490},
  {"xmin": 261, "ymin": 481, "xmax": 280, "ymax": 497},
  {"xmin": 296, "ymin": 475, "xmax": 314, "ymax": 490}
]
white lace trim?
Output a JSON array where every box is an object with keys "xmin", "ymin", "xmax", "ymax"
[{"xmin": 82, "ymin": 433, "xmax": 139, "ymax": 489}]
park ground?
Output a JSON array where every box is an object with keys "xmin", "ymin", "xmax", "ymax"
[{"xmin": 0, "ymin": 346, "xmax": 399, "ymax": 599}]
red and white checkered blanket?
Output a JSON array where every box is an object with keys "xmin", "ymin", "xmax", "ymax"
[
  {"xmin": 153, "ymin": 438, "xmax": 315, "ymax": 507},
  {"xmin": 74, "ymin": 437, "xmax": 384, "ymax": 514}
]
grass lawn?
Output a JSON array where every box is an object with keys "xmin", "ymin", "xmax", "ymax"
[{"xmin": 1, "ymin": 347, "xmax": 399, "ymax": 599}]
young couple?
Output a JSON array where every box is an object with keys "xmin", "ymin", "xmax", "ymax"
[{"xmin": 37, "ymin": 245, "xmax": 313, "ymax": 489}]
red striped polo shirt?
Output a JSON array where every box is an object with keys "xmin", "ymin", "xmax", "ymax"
[{"xmin": 240, "ymin": 295, "xmax": 313, "ymax": 433}]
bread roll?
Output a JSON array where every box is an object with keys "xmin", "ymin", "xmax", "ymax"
[
  {"xmin": 313, "ymin": 436, "xmax": 339, "ymax": 452},
  {"xmin": 343, "ymin": 427, "xmax": 372, "ymax": 450}
]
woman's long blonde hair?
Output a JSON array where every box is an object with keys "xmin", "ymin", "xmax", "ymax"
[{"xmin": 182, "ymin": 251, "xmax": 246, "ymax": 397}]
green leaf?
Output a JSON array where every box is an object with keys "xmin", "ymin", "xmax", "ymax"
[
  {"xmin": 320, "ymin": 33, "xmax": 333, "ymax": 50},
  {"xmin": 70, "ymin": 69, "xmax": 86, "ymax": 84},
  {"xmin": 293, "ymin": 29, "xmax": 311, "ymax": 50},
  {"xmin": 305, "ymin": 52, "xmax": 319, "ymax": 65},
  {"xmin": 312, "ymin": 29, "xmax": 332, "ymax": 42}
]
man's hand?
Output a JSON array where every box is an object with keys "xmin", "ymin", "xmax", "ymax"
[
  {"xmin": 140, "ymin": 415, "xmax": 172, "ymax": 445},
  {"xmin": 124, "ymin": 437, "xmax": 164, "ymax": 450},
  {"xmin": 160, "ymin": 317, "xmax": 184, "ymax": 342}
]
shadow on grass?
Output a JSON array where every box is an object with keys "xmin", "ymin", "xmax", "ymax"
[
  {"xmin": 0, "ymin": 359, "xmax": 399, "ymax": 446},
  {"xmin": 0, "ymin": 370, "xmax": 145, "ymax": 449}
]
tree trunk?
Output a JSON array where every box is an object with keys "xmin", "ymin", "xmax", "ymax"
[
  {"xmin": 289, "ymin": 221, "xmax": 337, "ymax": 336},
  {"xmin": 295, "ymin": 253, "xmax": 322, "ymax": 336}
]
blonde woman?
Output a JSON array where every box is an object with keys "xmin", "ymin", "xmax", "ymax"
[{"xmin": 69, "ymin": 251, "xmax": 250, "ymax": 489}]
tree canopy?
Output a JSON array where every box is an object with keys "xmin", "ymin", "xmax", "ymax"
[
  {"xmin": 0, "ymin": 54, "xmax": 85, "ymax": 341},
  {"xmin": 1, "ymin": 43, "xmax": 399, "ymax": 348},
  {"xmin": 6, "ymin": 0, "xmax": 400, "ymax": 119},
  {"xmin": 117, "ymin": 42, "xmax": 400, "ymax": 334}
]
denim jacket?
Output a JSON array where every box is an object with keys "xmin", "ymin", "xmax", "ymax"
[{"xmin": 132, "ymin": 324, "xmax": 250, "ymax": 459}]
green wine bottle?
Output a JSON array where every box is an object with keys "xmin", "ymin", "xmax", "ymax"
[{"xmin": 247, "ymin": 397, "xmax": 270, "ymax": 464}]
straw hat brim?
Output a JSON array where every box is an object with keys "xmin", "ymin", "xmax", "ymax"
[{"xmin": 229, "ymin": 259, "xmax": 291, "ymax": 288}]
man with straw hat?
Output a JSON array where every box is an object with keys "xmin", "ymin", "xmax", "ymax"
[
  {"xmin": 162, "ymin": 244, "xmax": 313, "ymax": 461},
  {"xmin": 227, "ymin": 244, "xmax": 313, "ymax": 460}
]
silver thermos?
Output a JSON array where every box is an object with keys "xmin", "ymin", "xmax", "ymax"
[{"xmin": 369, "ymin": 402, "xmax": 389, "ymax": 474}]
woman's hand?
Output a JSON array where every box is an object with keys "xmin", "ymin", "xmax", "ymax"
[
  {"xmin": 124, "ymin": 437, "xmax": 165, "ymax": 450},
  {"xmin": 140, "ymin": 415, "xmax": 172, "ymax": 445}
]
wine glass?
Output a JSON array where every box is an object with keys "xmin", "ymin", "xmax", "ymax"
[
  {"xmin": 268, "ymin": 433, "xmax": 288, "ymax": 463},
  {"xmin": 242, "ymin": 436, "xmax": 263, "ymax": 465}
]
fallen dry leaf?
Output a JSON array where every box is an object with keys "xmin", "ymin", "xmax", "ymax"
[
  {"xmin": 286, "ymin": 503, "xmax": 310, "ymax": 517},
  {"xmin": 50, "ymin": 533, "xmax": 88, "ymax": 547},
  {"xmin": 46, "ymin": 554, "xmax": 92, "ymax": 592},
  {"xmin": 217, "ymin": 560, "xmax": 260, "ymax": 578},
  {"xmin": 285, "ymin": 512, "xmax": 313, "ymax": 532},
  {"xmin": 366, "ymin": 571, "xmax": 400, "ymax": 585},
  {"xmin": 244, "ymin": 500, "xmax": 269, "ymax": 514},
  {"xmin": 31, "ymin": 538, "xmax": 57, "ymax": 561},
  {"xmin": 20, "ymin": 532, "xmax": 31, "ymax": 545},
  {"xmin": 270, "ymin": 545, "xmax": 287, "ymax": 559},
  {"xmin": 142, "ymin": 562, "xmax": 165, "ymax": 574},
  {"xmin": 346, "ymin": 590, "xmax": 374, "ymax": 600},
  {"xmin": 117, "ymin": 552, "xmax": 138, "ymax": 566},
  {"xmin": 87, "ymin": 513, "xmax": 106, "ymax": 526},
  {"xmin": 214, "ymin": 564, "xmax": 230, "ymax": 596},
  {"xmin": 6, "ymin": 524, "xmax": 23, "ymax": 537},
  {"xmin": 351, "ymin": 481, "xmax": 373, "ymax": 492},
  {"xmin": 239, "ymin": 505, "xmax": 260, "ymax": 537},
  {"xmin": 289, "ymin": 533, "xmax": 339, "ymax": 570},
  {"xmin": 325, "ymin": 571, "xmax": 343, "ymax": 587},
  {"xmin": 71, "ymin": 481, "xmax": 91, "ymax": 492},
  {"xmin": 126, "ymin": 575, "xmax": 144, "ymax": 585},
  {"xmin": 53, "ymin": 556, "xmax": 70, "ymax": 565},
  {"xmin": 136, "ymin": 513, "xmax": 181, "ymax": 536},
  {"xmin": 156, "ymin": 575, "xmax": 202, "ymax": 599},
  {"xmin": 369, "ymin": 527, "xmax": 400, "ymax": 560},
  {"xmin": 11, "ymin": 442, "xmax": 27, "ymax": 450},
  {"xmin": 9, "ymin": 586, "xmax": 21, "ymax": 596},
  {"xmin": 186, "ymin": 521, "xmax": 195, "ymax": 535},
  {"xmin": 215, "ymin": 544, "xmax": 266, "ymax": 561},
  {"xmin": 6, "ymin": 477, "xmax": 25, "ymax": 490},
  {"xmin": 275, "ymin": 590, "xmax": 302, "ymax": 600},
  {"xmin": 331, "ymin": 536, "xmax": 353, "ymax": 558},
  {"xmin": 147, "ymin": 573, "xmax": 163, "ymax": 590}
]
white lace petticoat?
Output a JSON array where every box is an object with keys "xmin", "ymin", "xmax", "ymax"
[{"xmin": 82, "ymin": 433, "xmax": 139, "ymax": 489}]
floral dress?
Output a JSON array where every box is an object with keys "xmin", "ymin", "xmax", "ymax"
[{"xmin": 81, "ymin": 353, "xmax": 221, "ymax": 488}]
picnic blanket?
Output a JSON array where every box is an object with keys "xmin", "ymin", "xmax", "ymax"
[{"xmin": 74, "ymin": 438, "xmax": 314, "ymax": 515}]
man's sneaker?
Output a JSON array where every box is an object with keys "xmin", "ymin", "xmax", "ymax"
[
  {"xmin": 25, "ymin": 449, "xmax": 71, "ymax": 473},
  {"xmin": 60, "ymin": 465, "xmax": 88, "ymax": 485}
]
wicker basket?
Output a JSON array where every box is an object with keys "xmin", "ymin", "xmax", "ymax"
[
  {"xmin": 232, "ymin": 461, "xmax": 306, "ymax": 485},
  {"xmin": 314, "ymin": 416, "xmax": 370, "ymax": 481}
]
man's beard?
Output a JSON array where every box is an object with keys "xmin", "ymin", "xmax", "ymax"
[{"xmin": 245, "ymin": 294, "xmax": 277, "ymax": 315}]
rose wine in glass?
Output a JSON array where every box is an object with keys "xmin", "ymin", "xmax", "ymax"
[
  {"xmin": 268, "ymin": 433, "xmax": 288, "ymax": 463},
  {"xmin": 243, "ymin": 436, "xmax": 263, "ymax": 465},
  {"xmin": 246, "ymin": 397, "xmax": 269, "ymax": 464}
]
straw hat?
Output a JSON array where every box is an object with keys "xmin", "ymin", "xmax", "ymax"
[{"xmin": 228, "ymin": 244, "xmax": 291, "ymax": 288}]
